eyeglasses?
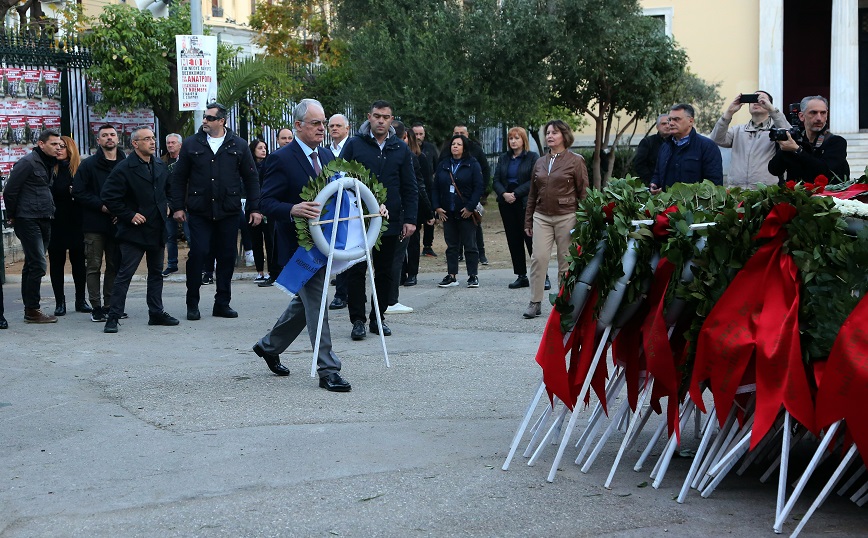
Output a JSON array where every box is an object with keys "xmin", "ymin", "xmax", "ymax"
[
  {"xmin": 302, "ymin": 119, "xmax": 326, "ymax": 127},
  {"xmin": 203, "ymin": 114, "xmax": 223, "ymax": 122},
  {"xmin": 371, "ymin": 113, "xmax": 393, "ymax": 121},
  {"xmin": 135, "ymin": 136, "xmax": 156, "ymax": 142}
]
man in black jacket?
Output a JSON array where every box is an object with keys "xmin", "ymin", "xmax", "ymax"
[
  {"xmin": 633, "ymin": 114, "xmax": 669, "ymax": 186},
  {"xmin": 3, "ymin": 129, "xmax": 62, "ymax": 323},
  {"xmin": 170, "ymin": 102, "xmax": 262, "ymax": 321},
  {"xmin": 100, "ymin": 127, "xmax": 179, "ymax": 333},
  {"xmin": 340, "ymin": 100, "xmax": 418, "ymax": 340},
  {"xmin": 768, "ymin": 95, "xmax": 850, "ymax": 183},
  {"xmin": 73, "ymin": 124, "xmax": 123, "ymax": 322}
]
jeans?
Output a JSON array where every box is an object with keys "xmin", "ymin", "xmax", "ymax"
[
  {"xmin": 186, "ymin": 214, "xmax": 239, "ymax": 308},
  {"xmin": 108, "ymin": 241, "xmax": 165, "ymax": 318},
  {"xmin": 165, "ymin": 217, "xmax": 191, "ymax": 270},
  {"xmin": 13, "ymin": 217, "xmax": 51, "ymax": 310},
  {"xmin": 83, "ymin": 232, "xmax": 119, "ymax": 309}
]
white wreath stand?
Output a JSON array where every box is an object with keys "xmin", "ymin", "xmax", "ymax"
[{"xmin": 307, "ymin": 176, "xmax": 389, "ymax": 377}]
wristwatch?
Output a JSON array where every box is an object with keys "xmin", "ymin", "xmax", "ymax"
[{"xmin": 795, "ymin": 147, "xmax": 803, "ymax": 155}]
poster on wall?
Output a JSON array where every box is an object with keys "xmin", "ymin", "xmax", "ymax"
[
  {"xmin": 0, "ymin": 67, "xmax": 63, "ymax": 186},
  {"xmin": 85, "ymin": 79, "xmax": 155, "ymax": 154},
  {"xmin": 175, "ymin": 35, "xmax": 218, "ymax": 111}
]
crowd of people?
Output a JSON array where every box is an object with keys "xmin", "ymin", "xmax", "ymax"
[{"xmin": 0, "ymin": 92, "xmax": 851, "ymax": 390}]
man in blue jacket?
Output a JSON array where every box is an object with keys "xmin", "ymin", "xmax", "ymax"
[
  {"xmin": 170, "ymin": 102, "xmax": 262, "ymax": 321},
  {"xmin": 340, "ymin": 100, "xmax": 418, "ymax": 340},
  {"xmin": 650, "ymin": 103, "xmax": 723, "ymax": 194}
]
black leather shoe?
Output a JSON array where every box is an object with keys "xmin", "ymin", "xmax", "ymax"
[
  {"xmin": 369, "ymin": 321, "xmax": 391, "ymax": 336},
  {"xmin": 212, "ymin": 304, "xmax": 239, "ymax": 318},
  {"xmin": 0, "ymin": 316, "xmax": 8, "ymax": 329},
  {"xmin": 319, "ymin": 372, "xmax": 351, "ymax": 392},
  {"xmin": 253, "ymin": 343, "xmax": 290, "ymax": 376},
  {"xmin": 544, "ymin": 275, "xmax": 552, "ymax": 291},
  {"xmin": 187, "ymin": 307, "xmax": 201, "ymax": 321},
  {"xmin": 54, "ymin": 301, "xmax": 66, "ymax": 317},
  {"xmin": 351, "ymin": 320, "xmax": 366, "ymax": 340},
  {"xmin": 75, "ymin": 300, "xmax": 93, "ymax": 313},
  {"xmin": 403, "ymin": 276, "xmax": 417, "ymax": 287},
  {"xmin": 508, "ymin": 275, "xmax": 530, "ymax": 289},
  {"xmin": 329, "ymin": 297, "xmax": 347, "ymax": 310}
]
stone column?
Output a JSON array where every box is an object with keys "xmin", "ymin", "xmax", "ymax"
[
  {"xmin": 830, "ymin": 0, "xmax": 859, "ymax": 133},
  {"xmin": 758, "ymin": 0, "xmax": 784, "ymax": 102}
]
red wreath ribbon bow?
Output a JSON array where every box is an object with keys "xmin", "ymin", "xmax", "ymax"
[{"xmin": 690, "ymin": 202, "xmax": 816, "ymax": 447}]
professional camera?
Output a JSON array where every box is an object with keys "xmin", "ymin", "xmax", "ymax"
[{"xmin": 769, "ymin": 102, "xmax": 803, "ymax": 142}]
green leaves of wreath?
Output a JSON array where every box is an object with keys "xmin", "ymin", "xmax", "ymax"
[{"xmin": 294, "ymin": 158, "xmax": 389, "ymax": 252}]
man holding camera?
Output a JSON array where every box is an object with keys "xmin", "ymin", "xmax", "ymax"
[
  {"xmin": 768, "ymin": 95, "xmax": 850, "ymax": 183},
  {"xmin": 710, "ymin": 91, "xmax": 790, "ymax": 188}
]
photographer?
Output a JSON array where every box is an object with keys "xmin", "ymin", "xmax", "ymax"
[
  {"xmin": 710, "ymin": 91, "xmax": 789, "ymax": 188},
  {"xmin": 768, "ymin": 95, "xmax": 850, "ymax": 183}
]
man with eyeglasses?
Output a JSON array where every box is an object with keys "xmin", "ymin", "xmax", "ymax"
[
  {"xmin": 99, "ymin": 127, "xmax": 180, "ymax": 333},
  {"xmin": 3, "ymin": 129, "xmax": 62, "ymax": 323},
  {"xmin": 650, "ymin": 103, "xmax": 723, "ymax": 194},
  {"xmin": 340, "ymin": 100, "xmax": 418, "ymax": 341},
  {"xmin": 170, "ymin": 102, "xmax": 262, "ymax": 321}
]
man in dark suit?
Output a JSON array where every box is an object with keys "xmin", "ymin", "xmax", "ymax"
[
  {"xmin": 251, "ymin": 98, "xmax": 352, "ymax": 392},
  {"xmin": 99, "ymin": 127, "xmax": 180, "ymax": 333}
]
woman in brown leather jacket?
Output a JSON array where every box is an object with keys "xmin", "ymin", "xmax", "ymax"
[{"xmin": 522, "ymin": 119, "xmax": 588, "ymax": 319}]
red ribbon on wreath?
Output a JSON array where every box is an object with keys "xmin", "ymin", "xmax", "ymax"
[
  {"xmin": 690, "ymin": 202, "xmax": 816, "ymax": 447},
  {"xmin": 814, "ymin": 295, "xmax": 868, "ymax": 467}
]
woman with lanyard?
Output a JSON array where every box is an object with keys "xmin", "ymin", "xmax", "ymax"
[
  {"xmin": 492, "ymin": 127, "xmax": 539, "ymax": 290},
  {"xmin": 522, "ymin": 119, "xmax": 588, "ymax": 319},
  {"xmin": 432, "ymin": 134, "xmax": 484, "ymax": 288}
]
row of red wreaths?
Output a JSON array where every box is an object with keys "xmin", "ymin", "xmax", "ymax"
[{"xmin": 535, "ymin": 200, "xmax": 868, "ymax": 467}]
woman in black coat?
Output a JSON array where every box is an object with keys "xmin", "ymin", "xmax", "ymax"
[
  {"xmin": 432, "ymin": 134, "xmax": 483, "ymax": 288},
  {"xmin": 247, "ymin": 139, "xmax": 273, "ymax": 282},
  {"xmin": 492, "ymin": 127, "xmax": 539, "ymax": 289},
  {"xmin": 48, "ymin": 136, "xmax": 90, "ymax": 316}
]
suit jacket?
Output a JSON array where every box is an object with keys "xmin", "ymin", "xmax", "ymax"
[
  {"xmin": 101, "ymin": 151, "xmax": 170, "ymax": 249},
  {"xmin": 259, "ymin": 140, "xmax": 335, "ymax": 266}
]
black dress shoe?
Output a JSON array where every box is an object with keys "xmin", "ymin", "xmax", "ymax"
[
  {"xmin": 403, "ymin": 276, "xmax": 417, "ymax": 287},
  {"xmin": 508, "ymin": 275, "xmax": 530, "ymax": 289},
  {"xmin": 187, "ymin": 307, "xmax": 201, "ymax": 321},
  {"xmin": 369, "ymin": 320, "xmax": 391, "ymax": 336},
  {"xmin": 351, "ymin": 320, "xmax": 366, "ymax": 340},
  {"xmin": 319, "ymin": 372, "xmax": 351, "ymax": 392},
  {"xmin": 253, "ymin": 343, "xmax": 290, "ymax": 376},
  {"xmin": 212, "ymin": 304, "xmax": 239, "ymax": 318},
  {"xmin": 54, "ymin": 301, "xmax": 66, "ymax": 316},
  {"xmin": 75, "ymin": 300, "xmax": 92, "ymax": 313},
  {"xmin": 544, "ymin": 275, "xmax": 552, "ymax": 290},
  {"xmin": 257, "ymin": 277, "xmax": 275, "ymax": 287},
  {"xmin": 0, "ymin": 316, "xmax": 8, "ymax": 329},
  {"xmin": 329, "ymin": 297, "xmax": 347, "ymax": 310}
]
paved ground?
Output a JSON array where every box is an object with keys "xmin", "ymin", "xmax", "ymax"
[{"xmin": 1, "ymin": 262, "xmax": 865, "ymax": 537}]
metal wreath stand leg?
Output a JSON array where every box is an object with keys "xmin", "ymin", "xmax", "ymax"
[{"xmin": 309, "ymin": 176, "xmax": 389, "ymax": 377}]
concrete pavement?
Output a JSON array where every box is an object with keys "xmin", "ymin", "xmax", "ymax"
[{"xmin": 0, "ymin": 267, "xmax": 863, "ymax": 537}]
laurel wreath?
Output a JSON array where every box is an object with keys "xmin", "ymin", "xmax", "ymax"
[{"xmin": 294, "ymin": 158, "xmax": 389, "ymax": 252}]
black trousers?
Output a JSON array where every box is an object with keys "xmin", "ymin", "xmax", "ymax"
[
  {"xmin": 13, "ymin": 217, "xmax": 51, "ymax": 310},
  {"xmin": 346, "ymin": 234, "xmax": 399, "ymax": 324},
  {"xmin": 403, "ymin": 225, "xmax": 421, "ymax": 279},
  {"xmin": 250, "ymin": 219, "xmax": 274, "ymax": 274},
  {"xmin": 498, "ymin": 201, "xmax": 532, "ymax": 276},
  {"xmin": 389, "ymin": 234, "xmax": 410, "ymax": 305},
  {"xmin": 108, "ymin": 241, "xmax": 165, "ymax": 318},
  {"xmin": 444, "ymin": 214, "xmax": 478, "ymax": 276},
  {"xmin": 422, "ymin": 222, "xmax": 434, "ymax": 248},
  {"xmin": 48, "ymin": 235, "xmax": 86, "ymax": 305},
  {"xmin": 186, "ymin": 214, "xmax": 239, "ymax": 308}
]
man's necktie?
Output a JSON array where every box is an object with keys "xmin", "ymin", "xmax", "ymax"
[{"xmin": 310, "ymin": 150, "xmax": 322, "ymax": 176}]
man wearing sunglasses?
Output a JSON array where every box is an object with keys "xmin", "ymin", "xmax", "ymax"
[{"xmin": 170, "ymin": 102, "xmax": 262, "ymax": 321}]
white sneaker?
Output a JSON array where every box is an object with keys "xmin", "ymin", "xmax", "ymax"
[
  {"xmin": 244, "ymin": 250, "xmax": 254, "ymax": 267},
  {"xmin": 386, "ymin": 303, "xmax": 414, "ymax": 314}
]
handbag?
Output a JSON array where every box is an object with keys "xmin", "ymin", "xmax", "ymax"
[{"xmin": 449, "ymin": 171, "xmax": 483, "ymax": 226}]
